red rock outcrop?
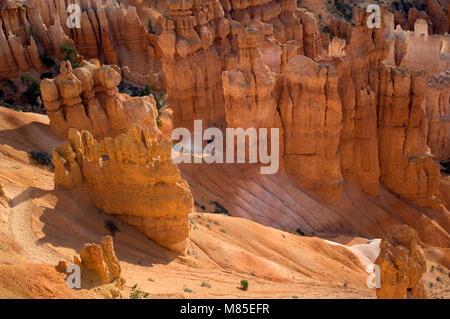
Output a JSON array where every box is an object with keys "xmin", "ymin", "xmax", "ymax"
[
  {"xmin": 0, "ymin": 0, "xmax": 164, "ymax": 88},
  {"xmin": 327, "ymin": 7, "xmax": 391, "ymax": 197},
  {"xmin": 0, "ymin": 2, "xmax": 46, "ymax": 77},
  {"xmin": 425, "ymin": 0, "xmax": 449, "ymax": 34},
  {"xmin": 378, "ymin": 66, "xmax": 441, "ymax": 209},
  {"xmin": 41, "ymin": 59, "xmax": 159, "ymax": 140},
  {"xmin": 157, "ymin": 0, "xmax": 227, "ymax": 131},
  {"xmin": 52, "ymin": 125, "xmax": 194, "ymax": 252},
  {"xmin": 277, "ymin": 55, "xmax": 342, "ymax": 204},
  {"xmin": 375, "ymin": 224, "xmax": 427, "ymax": 299},
  {"xmin": 426, "ymin": 70, "xmax": 450, "ymax": 162},
  {"xmin": 157, "ymin": 0, "xmax": 324, "ymax": 130},
  {"xmin": 222, "ymin": 27, "xmax": 279, "ymax": 130}
]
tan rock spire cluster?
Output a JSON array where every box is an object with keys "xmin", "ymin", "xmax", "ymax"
[
  {"xmin": 375, "ymin": 224, "xmax": 427, "ymax": 299},
  {"xmin": 41, "ymin": 59, "xmax": 159, "ymax": 140},
  {"xmin": 323, "ymin": 7, "xmax": 444, "ymax": 209},
  {"xmin": 158, "ymin": 0, "xmax": 324, "ymax": 131},
  {"xmin": 52, "ymin": 125, "xmax": 194, "ymax": 252},
  {"xmin": 0, "ymin": 0, "xmax": 164, "ymax": 85},
  {"xmin": 157, "ymin": 0, "xmax": 227, "ymax": 131}
]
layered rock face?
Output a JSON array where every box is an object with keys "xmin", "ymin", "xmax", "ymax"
[
  {"xmin": 426, "ymin": 70, "xmax": 450, "ymax": 162},
  {"xmin": 222, "ymin": 27, "xmax": 279, "ymax": 130},
  {"xmin": 375, "ymin": 225, "xmax": 427, "ymax": 299},
  {"xmin": 390, "ymin": 19, "xmax": 450, "ymax": 76},
  {"xmin": 0, "ymin": 1, "xmax": 47, "ymax": 78},
  {"xmin": 157, "ymin": 0, "xmax": 324, "ymax": 130},
  {"xmin": 41, "ymin": 59, "xmax": 159, "ymax": 140},
  {"xmin": 328, "ymin": 8, "xmax": 390, "ymax": 197},
  {"xmin": 425, "ymin": 0, "xmax": 449, "ymax": 34},
  {"xmin": 157, "ymin": 0, "xmax": 228, "ymax": 131},
  {"xmin": 325, "ymin": 8, "xmax": 444, "ymax": 209},
  {"xmin": 76, "ymin": 236, "xmax": 124, "ymax": 286},
  {"xmin": 0, "ymin": 0, "xmax": 163, "ymax": 86},
  {"xmin": 378, "ymin": 67, "xmax": 441, "ymax": 209},
  {"xmin": 52, "ymin": 126, "xmax": 194, "ymax": 252},
  {"xmin": 277, "ymin": 55, "xmax": 342, "ymax": 204}
]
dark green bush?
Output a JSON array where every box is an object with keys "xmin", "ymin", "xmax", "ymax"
[{"xmin": 27, "ymin": 150, "xmax": 53, "ymax": 166}]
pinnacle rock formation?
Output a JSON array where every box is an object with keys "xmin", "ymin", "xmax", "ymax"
[
  {"xmin": 277, "ymin": 55, "xmax": 342, "ymax": 204},
  {"xmin": 157, "ymin": 0, "xmax": 324, "ymax": 130},
  {"xmin": 222, "ymin": 27, "xmax": 280, "ymax": 130},
  {"xmin": 41, "ymin": 59, "xmax": 159, "ymax": 140},
  {"xmin": 52, "ymin": 125, "xmax": 194, "ymax": 252},
  {"xmin": 378, "ymin": 67, "xmax": 441, "ymax": 209},
  {"xmin": 426, "ymin": 70, "xmax": 450, "ymax": 162},
  {"xmin": 375, "ymin": 224, "xmax": 427, "ymax": 299},
  {"xmin": 0, "ymin": 0, "xmax": 164, "ymax": 86},
  {"xmin": 75, "ymin": 236, "xmax": 124, "ymax": 286}
]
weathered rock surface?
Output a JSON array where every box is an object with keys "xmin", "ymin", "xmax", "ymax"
[
  {"xmin": 52, "ymin": 126, "xmax": 194, "ymax": 252},
  {"xmin": 378, "ymin": 66, "xmax": 442, "ymax": 209},
  {"xmin": 426, "ymin": 70, "xmax": 450, "ymax": 162},
  {"xmin": 157, "ymin": 0, "xmax": 227, "ymax": 131},
  {"xmin": 157, "ymin": 0, "xmax": 324, "ymax": 130},
  {"xmin": 75, "ymin": 236, "xmax": 124, "ymax": 286},
  {"xmin": 277, "ymin": 55, "xmax": 342, "ymax": 204},
  {"xmin": 222, "ymin": 27, "xmax": 279, "ymax": 130},
  {"xmin": 41, "ymin": 60, "xmax": 159, "ymax": 140},
  {"xmin": 0, "ymin": 0, "xmax": 164, "ymax": 87},
  {"xmin": 375, "ymin": 224, "xmax": 427, "ymax": 299}
]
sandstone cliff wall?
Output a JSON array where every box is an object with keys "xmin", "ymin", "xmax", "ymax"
[
  {"xmin": 426, "ymin": 70, "xmax": 450, "ymax": 162},
  {"xmin": 0, "ymin": 0, "xmax": 164, "ymax": 87}
]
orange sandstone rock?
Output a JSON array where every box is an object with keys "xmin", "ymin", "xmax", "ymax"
[
  {"xmin": 52, "ymin": 126, "xmax": 194, "ymax": 252},
  {"xmin": 426, "ymin": 70, "xmax": 450, "ymax": 162},
  {"xmin": 277, "ymin": 55, "xmax": 343, "ymax": 204},
  {"xmin": 76, "ymin": 236, "xmax": 124, "ymax": 286},
  {"xmin": 375, "ymin": 225, "xmax": 427, "ymax": 299},
  {"xmin": 41, "ymin": 60, "xmax": 159, "ymax": 140},
  {"xmin": 378, "ymin": 66, "xmax": 442, "ymax": 209}
]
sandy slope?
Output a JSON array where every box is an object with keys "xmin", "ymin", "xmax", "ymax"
[
  {"xmin": 180, "ymin": 163, "xmax": 450, "ymax": 248},
  {"xmin": 0, "ymin": 107, "xmax": 448, "ymax": 299},
  {"xmin": 0, "ymin": 107, "xmax": 378, "ymax": 298}
]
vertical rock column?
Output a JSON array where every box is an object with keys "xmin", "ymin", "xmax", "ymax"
[
  {"xmin": 378, "ymin": 67, "xmax": 442, "ymax": 209},
  {"xmin": 158, "ymin": 0, "xmax": 227, "ymax": 131},
  {"xmin": 277, "ymin": 55, "xmax": 343, "ymax": 204}
]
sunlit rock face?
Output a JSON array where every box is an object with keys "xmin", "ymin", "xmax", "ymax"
[
  {"xmin": 41, "ymin": 60, "xmax": 159, "ymax": 140},
  {"xmin": 53, "ymin": 125, "xmax": 194, "ymax": 253},
  {"xmin": 376, "ymin": 225, "xmax": 427, "ymax": 299}
]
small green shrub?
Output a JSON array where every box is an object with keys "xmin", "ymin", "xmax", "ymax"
[
  {"xmin": 129, "ymin": 284, "xmax": 149, "ymax": 299},
  {"xmin": 21, "ymin": 73, "xmax": 41, "ymax": 106},
  {"xmin": 104, "ymin": 220, "xmax": 120, "ymax": 237},
  {"xmin": 239, "ymin": 280, "xmax": 249, "ymax": 291},
  {"xmin": 201, "ymin": 281, "xmax": 211, "ymax": 288},
  {"xmin": 60, "ymin": 45, "xmax": 81, "ymax": 68},
  {"xmin": 27, "ymin": 150, "xmax": 53, "ymax": 166}
]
